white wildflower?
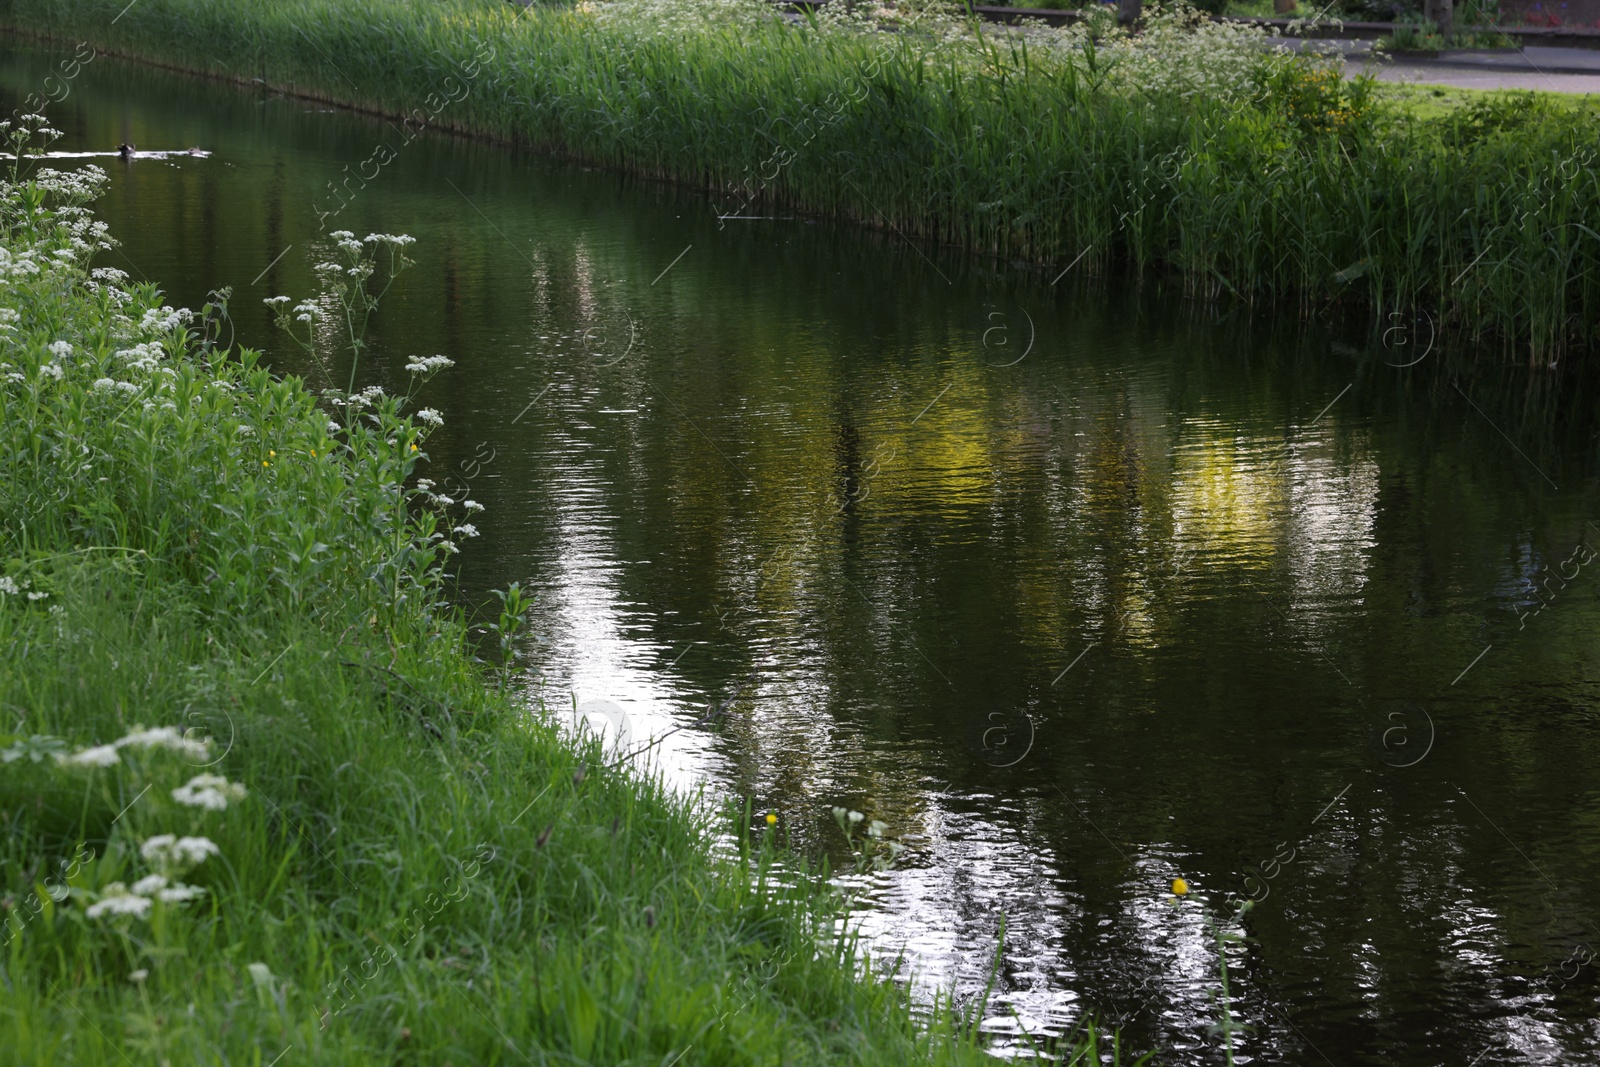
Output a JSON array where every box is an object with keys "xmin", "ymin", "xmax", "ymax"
[
  {"xmin": 38, "ymin": 362, "xmax": 63, "ymax": 381},
  {"xmin": 130, "ymin": 874, "xmax": 167, "ymax": 895},
  {"xmin": 26, "ymin": 591, "xmax": 47, "ymax": 601},
  {"xmin": 404, "ymin": 354, "xmax": 454, "ymax": 374},
  {"xmin": 85, "ymin": 884, "xmax": 152, "ymax": 920},
  {"xmin": 156, "ymin": 883, "xmax": 206, "ymax": 903},
  {"xmin": 345, "ymin": 384, "xmax": 386, "ymax": 410},
  {"xmin": 463, "ymin": 500, "xmax": 484, "ymax": 513},
  {"xmin": 116, "ymin": 343, "xmax": 164, "ymax": 372},
  {"xmin": 455, "ymin": 523, "xmax": 480, "ymax": 538},
  {"xmin": 0, "ymin": 576, "xmax": 16, "ymax": 595},
  {"xmin": 116, "ymin": 724, "xmax": 212, "ymax": 760},
  {"xmin": 171, "ymin": 773, "xmax": 247, "ymax": 811},
  {"xmin": 263, "ymin": 295, "xmax": 290, "ymax": 307},
  {"xmin": 136, "ymin": 306, "xmax": 192, "ymax": 334},
  {"xmin": 128, "ymin": 969, "xmax": 149, "ymax": 983},
  {"xmin": 124, "ymin": 873, "xmax": 207, "ymax": 906},
  {"xmin": 48, "ymin": 340, "xmax": 72, "ymax": 358},
  {"xmin": 58, "ymin": 744, "xmax": 121, "ymax": 768},
  {"xmin": 416, "ymin": 407, "xmax": 443, "ymax": 427},
  {"xmin": 141, "ymin": 834, "xmax": 221, "ymax": 870}
]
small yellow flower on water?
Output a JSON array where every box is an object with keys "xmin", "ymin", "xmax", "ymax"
[
  {"xmin": 765, "ymin": 812, "xmax": 777, "ymax": 826},
  {"xmin": 1172, "ymin": 878, "xmax": 1189, "ymax": 897}
]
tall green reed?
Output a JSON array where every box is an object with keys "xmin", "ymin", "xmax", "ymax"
[{"xmin": 15, "ymin": 0, "xmax": 1596, "ymax": 361}]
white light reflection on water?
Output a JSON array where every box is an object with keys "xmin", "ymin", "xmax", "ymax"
[
  {"xmin": 838, "ymin": 803, "xmax": 1088, "ymax": 1054},
  {"xmin": 518, "ymin": 422, "xmax": 723, "ymax": 784}
]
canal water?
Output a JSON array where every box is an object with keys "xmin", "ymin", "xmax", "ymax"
[{"xmin": 10, "ymin": 38, "xmax": 1600, "ymax": 1066}]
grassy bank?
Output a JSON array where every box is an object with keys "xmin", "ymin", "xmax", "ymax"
[
  {"xmin": 0, "ymin": 124, "xmax": 1114, "ymax": 1063},
  {"xmin": 7, "ymin": 0, "xmax": 1600, "ymax": 363}
]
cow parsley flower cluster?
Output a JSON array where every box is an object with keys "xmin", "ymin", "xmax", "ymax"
[
  {"xmin": 117, "ymin": 725, "xmax": 213, "ymax": 762},
  {"xmin": 137, "ymin": 306, "xmax": 193, "ymax": 334},
  {"xmin": 595, "ymin": 0, "xmax": 779, "ymax": 40},
  {"xmin": 170, "ymin": 773, "xmax": 247, "ymax": 810},
  {"xmin": 60, "ymin": 743, "xmax": 121, "ymax": 768},
  {"xmin": 85, "ymin": 886, "xmax": 153, "ymax": 920},
  {"xmin": 0, "ymin": 574, "xmax": 47, "ymax": 603},
  {"xmin": 329, "ymin": 230, "xmax": 364, "ymax": 255},
  {"xmin": 85, "ymin": 835, "xmax": 222, "ymax": 921},
  {"xmin": 404, "ymin": 354, "xmax": 454, "ymax": 375},
  {"xmin": 336, "ymin": 384, "xmax": 387, "ymax": 410},
  {"xmin": 141, "ymin": 834, "xmax": 223, "ymax": 870},
  {"xmin": 54, "ymin": 723, "xmax": 214, "ymax": 768},
  {"xmin": 130, "ymin": 874, "xmax": 207, "ymax": 903}
]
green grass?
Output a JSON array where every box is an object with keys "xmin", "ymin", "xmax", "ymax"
[
  {"xmin": 1221, "ymin": 0, "xmax": 1283, "ymax": 18},
  {"xmin": 6, "ymin": 0, "xmax": 1598, "ymax": 362},
  {"xmin": 0, "ymin": 131, "xmax": 1125, "ymax": 1064},
  {"xmin": 1371, "ymin": 78, "xmax": 1598, "ymax": 115}
]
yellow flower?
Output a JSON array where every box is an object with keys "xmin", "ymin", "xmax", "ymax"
[
  {"xmin": 410, "ymin": 444, "xmax": 418, "ymax": 452},
  {"xmin": 765, "ymin": 812, "xmax": 777, "ymax": 826},
  {"xmin": 261, "ymin": 460, "xmax": 269, "ymax": 467},
  {"xmin": 1171, "ymin": 878, "xmax": 1189, "ymax": 897},
  {"xmin": 310, "ymin": 449, "xmax": 317, "ymax": 457},
  {"xmin": 268, "ymin": 450, "xmax": 276, "ymax": 457}
]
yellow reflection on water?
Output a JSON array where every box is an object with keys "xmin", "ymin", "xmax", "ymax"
[{"xmin": 1169, "ymin": 419, "xmax": 1289, "ymax": 569}]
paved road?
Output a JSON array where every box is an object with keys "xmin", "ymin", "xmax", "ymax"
[
  {"xmin": 1359, "ymin": 53, "xmax": 1600, "ymax": 92},
  {"xmin": 1280, "ymin": 38, "xmax": 1600, "ymax": 92},
  {"xmin": 1361, "ymin": 63, "xmax": 1600, "ymax": 91}
]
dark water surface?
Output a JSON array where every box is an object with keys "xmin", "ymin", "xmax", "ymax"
[{"xmin": 12, "ymin": 38, "xmax": 1600, "ymax": 1066}]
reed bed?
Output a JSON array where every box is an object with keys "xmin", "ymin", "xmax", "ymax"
[
  {"xmin": 0, "ymin": 133, "xmax": 1096, "ymax": 1063},
  {"xmin": 10, "ymin": 0, "xmax": 1600, "ymax": 362}
]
